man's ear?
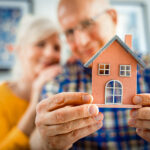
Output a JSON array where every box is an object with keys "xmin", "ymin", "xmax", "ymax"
[{"xmin": 107, "ymin": 9, "xmax": 117, "ymax": 25}]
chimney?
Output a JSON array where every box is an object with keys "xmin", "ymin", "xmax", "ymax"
[{"xmin": 125, "ymin": 34, "xmax": 132, "ymax": 48}]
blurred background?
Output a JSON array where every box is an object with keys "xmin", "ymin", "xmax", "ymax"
[{"xmin": 0, "ymin": 0, "xmax": 150, "ymax": 92}]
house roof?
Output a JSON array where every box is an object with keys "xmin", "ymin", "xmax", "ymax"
[{"xmin": 84, "ymin": 35, "xmax": 146, "ymax": 68}]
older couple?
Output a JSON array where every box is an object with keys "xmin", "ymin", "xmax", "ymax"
[{"xmin": 0, "ymin": 0, "xmax": 150, "ymax": 150}]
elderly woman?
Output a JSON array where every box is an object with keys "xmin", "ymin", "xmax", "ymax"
[{"xmin": 0, "ymin": 15, "xmax": 61, "ymax": 150}]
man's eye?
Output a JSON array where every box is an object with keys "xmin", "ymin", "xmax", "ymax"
[
  {"xmin": 82, "ymin": 20, "xmax": 93, "ymax": 28},
  {"xmin": 54, "ymin": 44, "xmax": 60, "ymax": 52}
]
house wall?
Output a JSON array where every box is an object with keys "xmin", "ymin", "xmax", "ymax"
[{"xmin": 92, "ymin": 40, "xmax": 137, "ymax": 105}]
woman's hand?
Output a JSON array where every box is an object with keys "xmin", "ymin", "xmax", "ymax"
[
  {"xmin": 128, "ymin": 94, "xmax": 150, "ymax": 142},
  {"xmin": 35, "ymin": 92, "xmax": 104, "ymax": 150},
  {"xmin": 18, "ymin": 65, "xmax": 62, "ymax": 137},
  {"xmin": 30, "ymin": 64, "xmax": 62, "ymax": 107},
  {"xmin": 32, "ymin": 64, "xmax": 62, "ymax": 92}
]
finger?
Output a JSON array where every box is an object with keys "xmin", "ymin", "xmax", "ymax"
[
  {"xmin": 50, "ymin": 121, "xmax": 103, "ymax": 149},
  {"xmin": 43, "ymin": 66, "xmax": 62, "ymax": 80},
  {"xmin": 36, "ymin": 92, "xmax": 93, "ymax": 113},
  {"xmin": 41, "ymin": 104, "xmax": 99, "ymax": 125},
  {"xmin": 42, "ymin": 112, "xmax": 103, "ymax": 136},
  {"xmin": 132, "ymin": 94, "xmax": 150, "ymax": 106},
  {"xmin": 48, "ymin": 69, "xmax": 61, "ymax": 79},
  {"xmin": 130, "ymin": 107, "xmax": 150, "ymax": 120},
  {"xmin": 136, "ymin": 128, "xmax": 150, "ymax": 142},
  {"xmin": 66, "ymin": 121, "xmax": 103, "ymax": 146},
  {"xmin": 42, "ymin": 65, "xmax": 62, "ymax": 75},
  {"xmin": 128, "ymin": 119, "xmax": 150, "ymax": 129},
  {"xmin": 49, "ymin": 65, "xmax": 62, "ymax": 73},
  {"xmin": 66, "ymin": 144, "xmax": 73, "ymax": 150}
]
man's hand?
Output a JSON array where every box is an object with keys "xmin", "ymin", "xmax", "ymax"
[
  {"xmin": 35, "ymin": 92, "xmax": 104, "ymax": 150},
  {"xmin": 128, "ymin": 94, "xmax": 150, "ymax": 142}
]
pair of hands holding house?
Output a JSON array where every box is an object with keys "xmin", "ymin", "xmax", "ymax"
[{"xmin": 35, "ymin": 92, "xmax": 150, "ymax": 150}]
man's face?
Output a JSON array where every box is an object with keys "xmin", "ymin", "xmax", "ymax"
[{"xmin": 58, "ymin": 0, "xmax": 117, "ymax": 64}]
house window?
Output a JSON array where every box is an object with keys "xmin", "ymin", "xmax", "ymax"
[
  {"xmin": 105, "ymin": 80, "xmax": 123, "ymax": 104},
  {"xmin": 98, "ymin": 64, "xmax": 110, "ymax": 75},
  {"xmin": 120, "ymin": 65, "xmax": 131, "ymax": 77}
]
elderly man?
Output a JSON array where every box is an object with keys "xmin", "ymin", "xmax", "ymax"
[{"xmin": 32, "ymin": 0, "xmax": 150, "ymax": 149}]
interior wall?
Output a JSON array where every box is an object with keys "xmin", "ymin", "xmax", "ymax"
[
  {"xmin": 111, "ymin": 0, "xmax": 150, "ymax": 37},
  {"xmin": 33, "ymin": 0, "xmax": 59, "ymax": 24}
]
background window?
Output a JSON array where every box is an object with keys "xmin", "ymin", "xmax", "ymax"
[
  {"xmin": 111, "ymin": 0, "xmax": 149, "ymax": 55},
  {"xmin": 98, "ymin": 64, "xmax": 110, "ymax": 75},
  {"xmin": 120, "ymin": 65, "xmax": 131, "ymax": 77},
  {"xmin": 0, "ymin": 0, "xmax": 31, "ymax": 70}
]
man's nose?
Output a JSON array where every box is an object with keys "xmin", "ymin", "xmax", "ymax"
[{"xmin": 74, "ymin": 30, "xmax": 90, "ymax": 47}]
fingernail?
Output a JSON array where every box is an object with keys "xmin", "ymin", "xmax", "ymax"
[
  {"xmin": 133, "ymin": 96, "xmax": 142, "ymax": 104},
  {"xmin": 131, "ymin": 110, "xmax": 138, "ymax": 118},
  {"xmin": 89, "ymin": 105, "xmax": 99, "ymax": 115},
  {"xmin": 128, "ymin": 119, "xmax": 136, "ymax": 126},
  {"xmin": 96, "ymin": 122, "xmax": 102, "ymax": 128},
  {"xmin": 94, "ymin": 114, "xmax": 102, "ymax": 121},
  {"xmin": 82, "ymin": 94, "xmax": 93, "ymax": 103}
]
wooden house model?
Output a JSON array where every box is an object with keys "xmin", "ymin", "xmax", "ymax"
[{"xmin": 84, "ymin": 35, "xmax": 145, "ymax": 108}]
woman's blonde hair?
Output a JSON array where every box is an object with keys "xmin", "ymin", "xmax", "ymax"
[
  {"xmin": 12, "ymin": 15, "xmax": 60, "ymax": 80},
  {"xmin": 15, "ymin": 15, "xmax": 60, "ymax": 48}
]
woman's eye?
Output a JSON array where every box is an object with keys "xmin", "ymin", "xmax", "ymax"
[
  {"xmin": 65, "ymin": 29, "xmax": 74, "ymax": 37},
  {"xmin": 36, "ymin": 41, "xmax": 45, "ymax": 48},
  {"xmin": 54, "ymin": 44, "xmax": 60, "ymax": 52}
]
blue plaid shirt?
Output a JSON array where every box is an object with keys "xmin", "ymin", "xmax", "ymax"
[
  {"xmin": 42, "ymin": 61, "xmax": 150, "ymax": 150},
  {"xmin": 143, "ymin": 67, "xmax": 150, "ymax": 93}
]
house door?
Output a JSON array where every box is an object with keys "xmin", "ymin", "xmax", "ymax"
[{"xmin": 105, "ymin": 80, "xmax": 123, "ymax": 104}]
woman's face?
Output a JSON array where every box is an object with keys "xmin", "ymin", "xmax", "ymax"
[{"xmin": 19, "ymin": 33, "xmax": 61, "ymax": 79}]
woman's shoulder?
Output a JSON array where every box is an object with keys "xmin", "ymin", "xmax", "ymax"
[
  {"xmin": 0, "ymin": 82, "xmax": 28, "ymax": 127},
  {"xmin": 0, "ymin": 82, "xmax": 14, "ymax": 103},
  {"xmin": 0, "ymin": 82, "xmax": 9, "ymax": 93},
  {"xmin": 0, "ymin": 81, "xmax": 13, "ymax": 93},
  {"xmin": 0, "ymin": 81, "xmax": 28, "ymax": 106},
  {"xmin": 0, "ymin": 82, "xmax": 14, "ymax": 110}
]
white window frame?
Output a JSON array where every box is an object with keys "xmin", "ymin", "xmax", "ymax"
[
  {"xmin": 105, "ymin": 80, "xmax": 123, "ymax": 104},
  {"xmin": 120, "ymin": 65, "xmax": 131, "ymax": 77},
  {"xmin": 98, "ymin": 64, "xmax": 110, "ymax": 76}
]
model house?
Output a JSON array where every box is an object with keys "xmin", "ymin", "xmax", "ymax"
[{"xmin": 84, "ymin": 35, "xmax": 145, "ymax": 108}]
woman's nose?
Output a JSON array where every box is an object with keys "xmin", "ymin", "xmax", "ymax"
[{"xmin": 43, "ymin": 45, "xmax": 54, "ymax": 57}]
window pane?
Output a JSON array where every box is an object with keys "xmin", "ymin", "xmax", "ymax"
[
  {"xmin": 106, "ymin": 96, "xmax": 113, "ymax": 103},
  {"xmin": 99, "ymin": 70, "xmax": 104, "ymax": 74},
  {"xmin": 126, "ymin": 71, "xmax": 131, "ymax": 76},
  {"xmin": 100, "ymin": 65, "xmax": 104, "ymax": 69},
  {"xmin": 105, "ymin": 65, "xmax": 109, "ymax": 69},
  {"xmin": 120, "ymin": 65, "xmax": 125, "ymax": 70},
  {"xmin": 115, "ymin": 81, "xmax": 122, "ymax": 88},
  {"xmin": 107, "ymin": 81, "xmax": 114, "ymax": 87},
  {"xmin": 114, "ymin": 96, "xmax": 122, "ymax": 103},
  {"xmin": 106, "ymin": 88, "xmax": 113, "ymax": 96},
  {"xmin": 114, "ymin": 88, "xmax": 122, "ymax": 95},
  {"xmin": 126, "ymin": 65, "xmax": 131, "ymax": 70},
  {"xmin": 105, "ymin": 70, "xmax": 109, "ymax": 74},
  {"xmin": 120, "ymin": 71, "xmax": 125, "ymax": 76}
]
